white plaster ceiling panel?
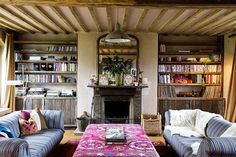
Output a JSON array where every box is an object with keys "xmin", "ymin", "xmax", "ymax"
[
  {"xmin": 126, "ymin": 8, "xmax": 141, "ymax": 31},
  {"xmin": 94, "ymin": 7, "xmax": 108, "ymax": 32},
  {"xmin": 141, "ymin": 9, "xmax": 161, "ymax": 32}
]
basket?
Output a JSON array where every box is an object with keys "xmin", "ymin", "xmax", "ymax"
[{"xmin": 141, "ymin": 113, "xmax": 162, "ymax": 135}]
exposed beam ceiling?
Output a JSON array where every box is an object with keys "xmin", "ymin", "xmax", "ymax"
[{"xmin": 0, "ymin": 2, "xmax": 236, "ymax": 36}]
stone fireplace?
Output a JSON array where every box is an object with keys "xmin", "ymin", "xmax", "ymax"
[{"xmin": 89, "ymin": 86, "xmax": 146, "ymax": 124}]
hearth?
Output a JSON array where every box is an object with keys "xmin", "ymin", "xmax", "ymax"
[
  {"xmin": 104, "ymin": 97, "xmax": 130, "ymax": 123},
  {"xmin": 88, "ymin": 85, "xmax": 147, "ymax": 124}
]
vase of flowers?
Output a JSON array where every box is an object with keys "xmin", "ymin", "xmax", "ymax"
[{"xmin": 102, "ymin": 55, "xmax": 133, "ymax": 86}]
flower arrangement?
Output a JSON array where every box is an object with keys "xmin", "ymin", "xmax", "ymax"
[{"xmin": 102, "ymin": 55, "xmax": 133, "ymax": 76}]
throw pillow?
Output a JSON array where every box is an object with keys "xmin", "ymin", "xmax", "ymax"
[
  {"xmin": 34, "ymin": 108, "xmax": 48, "ymax": 129},
  {"xmin": 21, "ymin": 110, "xmax": 31, "ymax": 120},
  {"xmin": 30, "ymin": 110, "xmax": 41, "ymax": 131},
  {"xmin": 0, "ymin": 124, "xmax": 13, "ymax": 138},
  {"xmin": 19, "ymin": 118, "xmax": 38, "ymax": 136}
]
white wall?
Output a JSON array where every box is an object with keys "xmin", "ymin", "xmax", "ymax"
[
  {"xmin": 224, "ymin": 35, "xmax": 236, "ymax": 104},
  {"xmin": 134, "ymin": 33, "xmax": 158, "ymax": 114},
  {"xmin": 77, "ymin": 32, "xmax": 103, "ymax": 116},
  {"xmin": 77, "ymin": 32, "xmax": 158, "ymax": 116}
]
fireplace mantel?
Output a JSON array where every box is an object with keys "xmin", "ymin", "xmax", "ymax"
[{"xmin": 88, "ymin": 85, "xmax": 147, "ymax": 124}]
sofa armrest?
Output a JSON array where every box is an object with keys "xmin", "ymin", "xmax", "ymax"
[
  {"xmin": 41, "ymin": 110, "xmax": 64, "ymax": 131},
  {"xmin": 197, "ymin": 137, "xmax": 236, "ymax": 157},
  {"xmin": 0, "ymin": 138, "xmax": 30, "ymax": 157}
]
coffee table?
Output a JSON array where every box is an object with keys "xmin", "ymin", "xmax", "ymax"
[{"xmin": 72, "ymin": 124, "xmax": 160, "ymax": 157}]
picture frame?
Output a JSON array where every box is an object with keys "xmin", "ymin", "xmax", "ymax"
[
  {"xmin": 124, "ymin": 74, "xmax": 133, "ymax": 86},
  {"xmin": 99, "ymin": 74, "xmax": 109, "ymax": 85}
]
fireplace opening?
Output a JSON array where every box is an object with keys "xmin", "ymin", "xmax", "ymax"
[{"xmin": 105, "ymin": 100, "xmax": 130, "ymax": 123}]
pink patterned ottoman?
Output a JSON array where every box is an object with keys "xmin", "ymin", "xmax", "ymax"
[{"xmin": 72, "ymin": 124, "xmax": 160, "ymax": 157}]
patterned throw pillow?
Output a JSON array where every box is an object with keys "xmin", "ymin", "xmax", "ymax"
[{"xmin": 19, "ymin": 118, "xmax": 38, "ymax": 136}]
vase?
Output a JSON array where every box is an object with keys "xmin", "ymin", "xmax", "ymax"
[{"xmin": 115, "ymin": 73, "xmax": 123, "ymax": 86}]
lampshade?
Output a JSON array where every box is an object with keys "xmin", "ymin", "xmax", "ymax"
[{"xmin": 105, "ymin": 23, "xmax": 131, "ymax": 43}]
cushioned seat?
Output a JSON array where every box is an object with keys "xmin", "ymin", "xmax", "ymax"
[
  {"xmin": 164, "ymin": 129, "xmax": 203, "ymax": 157},
  {"xmin": 21, "ymin": 129, "xmax": 63, "ymax": 157}
]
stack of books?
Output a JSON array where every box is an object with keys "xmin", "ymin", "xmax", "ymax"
[
  {"xmin": 27, "ymin": 88, "xmax": 45, "ymax": 97},
  {"xmin": 46, "ymin": 90, "xmax": 59, "ymax": 97},
  {"xmin": 105, "ymin": 127, "xmax": 126, "ymax": 144}
]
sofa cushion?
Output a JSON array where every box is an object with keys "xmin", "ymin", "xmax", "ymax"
[
  {"xmin": 206, "ymin": 117, "xmax": 231, "ymax": 137},
  {"xmin": 0, "ymin": 111, "xmax": 21, "ymax": 138},
  {"xmin": 21, "ymin": 129, "xmax": 64, "ymax": 157},
  {"xmin": 164, "ymin": 129, "xmax": 202, "ymax": 157}
]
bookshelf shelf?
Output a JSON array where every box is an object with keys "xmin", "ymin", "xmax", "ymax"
[
  {"xmin": 158, "ymin": 35, "xmax": 225, "ymax": 123},
  {"xmin": 158, "ymin": 62, "xmax": 222, "ymax": 65},
  {"xmin": 158, "ymin": 83, "xmax": 222, "ymax": 86},
  {"xmin": 15, "ymin": 60, "xmax": 77, "ymax": 63},
  {"xmin": 14, "ymin": 36, "xmax": 78, "ymax": 127},
  {"xmin": 15, "ymin": 71, "xmax": 77, "ymax": 74},
  {"xmin": 14, "ymin": 50, "xmax": 77, "ymax": 54}
]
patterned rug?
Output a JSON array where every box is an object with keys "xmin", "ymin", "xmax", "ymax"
[{"xmin": 53, "ymin": 139, "xmax": 178, "ymax": 157}]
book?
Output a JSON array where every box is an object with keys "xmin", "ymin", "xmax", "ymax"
[{"xmin": 105, "ymin": 127, "xmax": 126, "ymax": 144}]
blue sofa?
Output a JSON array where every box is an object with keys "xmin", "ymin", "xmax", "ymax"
[
  {"xmin": 164, "ymin": 110, "xmax": 236, "ymax": 157},
  {"xmin": 0, "ymin": 110, "xmax": 64, "ymax": 157}
]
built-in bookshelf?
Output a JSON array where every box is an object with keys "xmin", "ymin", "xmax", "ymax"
[
  {"xmin": 158, "ymin": 35, "xmax": 225, "ymax": 124},
  {"xmin": 14, "ymin": 36, "xmax": 78, "ymax": 127}
]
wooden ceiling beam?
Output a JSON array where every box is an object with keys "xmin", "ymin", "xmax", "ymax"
[
  {"xmin": 193, "ymin": 9, "xmax": 236, "ymax": 34},
  {"xmin": 51, "ymin": 6, "xmax": 77, "ymax": 32},
  {"xmin": 210, "ymin": 21, "xmax": 236, "ymax": 35},
  {"xmin": 158, "ymin": 9, "xmax": 185, "ymax": 33},
  {"xmin": 16, "ymin": 6, "xmax": 56, "ymax": 33},
  {"xmin": 200, "ymin": 11, "xmax": 236, "ymax": 34},
  {"xmin": 69, "ymin": 7, "xmax": 88, "ymax": 32},
  {"xmin": 191, "ymin": 9, "xmax": 234, "ymax": 34},
  {"xmin": 179, "ymin": 9, "xmax": 221, "ymax": 34},
  {"xmin": 148, "ymin": 9, "xmax": 167, "ymax": 31},
  {"xmin": 172, "ymin": 9, "xmax": 203, "ymax": 33},
  {"xmin": 0, "ymin": 12, "xmax": 33, "ymax": 32},
  {"xmin": 135, "ymin": 8, "xmax": 148, "ymax": 31},
  {"xmin": 32, "ymin": 6, "xmax": 66, "ymax": 33},
  {"xmin": 0, "ymin": 16, "xmax": 27, "ymax": 32},
  {"xmin": 88, "ymin": 7, "xmax": 102, "ymax": 32},
  {"xmin": 0, "ymin": 6, "xmax": 38, "ymax": 33},
  {"xmin": 0, "ymin": 21, "xmax": 22, "ymax": 32},
  {"xmin": 1, "ymin": 0, "xmax": 236, "ymax": 8},
  {"xmin": 5, "ymin": 5, "xmax": 49, "ymax": 33},
  {"xmin": 106, "ymin": 7, "xmax": 113, "ymax": 32}
]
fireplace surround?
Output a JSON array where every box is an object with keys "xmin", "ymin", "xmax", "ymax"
[{"xmin": 88, "ymin": 85, "xmax": 147, "ymax": 124}]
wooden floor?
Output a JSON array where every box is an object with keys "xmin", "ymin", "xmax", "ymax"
[{"xmin": 61, "ymin": 128, "xmax": 165, "ymax": 144}]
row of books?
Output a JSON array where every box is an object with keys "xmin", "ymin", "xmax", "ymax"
[
  {"xmin": 157, "ymin": 86, "xmax": 176, "ymax": 97},
  {"xmin": 203, "ymin": 86, "xmax": 222, "ymax": 98},
  {"xmin": 47, "ymin": 45, "xmax": 77, "ymax": 52},
  {"xmin": 15, "ymin": 74, "xmax": 76, "ymax": 83},
  {"xmin": 158, "ymin": 65, "xmax": 222, "ymax": 73},
  {"xmin": 159, "ymin": 74, "xmax": 221, "ymax": 84},
  {"xmin": 16, "ymin": 63, "xmax": 77, "ymax": 72}
]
